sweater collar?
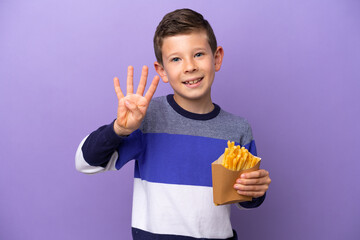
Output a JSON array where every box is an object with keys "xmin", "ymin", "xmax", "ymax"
[{"xmin": 166, "ymin": 94, "xmax": 220, "ymax": 120}]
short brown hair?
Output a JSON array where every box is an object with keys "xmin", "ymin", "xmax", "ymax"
[{"xmin": 153, "ymin": 8, "xmax": 217, "ymax": 66}]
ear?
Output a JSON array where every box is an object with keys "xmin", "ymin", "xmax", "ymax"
[
  {"xmin": 154, "ymin": 61, "xmax": 169, "ymax": 83},
  {"xmin": 214, "ymin": 46, "xmax": 224, "ymax": 72}
]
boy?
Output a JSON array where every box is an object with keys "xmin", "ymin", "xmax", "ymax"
[{"xmin": 76, "ymin": 8, "xmax": 271, "ymax": 240}]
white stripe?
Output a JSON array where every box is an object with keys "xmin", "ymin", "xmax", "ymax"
[
  {"xmin": 75, "ymin": 136, "xmax": 118, "ymax": 174},
  {"xmin": 131, "ymin": 178, "xmax": 233, "ymax": 239}
]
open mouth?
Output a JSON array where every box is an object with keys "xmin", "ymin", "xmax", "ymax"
[{"xmin": 183, "ymin": 77, "xmax": 204, "ymax": 86}]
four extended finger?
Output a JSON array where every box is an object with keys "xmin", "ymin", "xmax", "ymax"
[
  {"xmin": 127, "ymin": 66, "xmax": 134, "ymax": 94},
  {"xmin": 136, "ymin": 66, "xmax": 148, "ymax": 96},
  {"xmin": 113, "ymin": 77, "xmax": 124, "ymax": 100},
  {"xmin": 144, "ymin": 75, "xmax": 160, "ymax": 102}
]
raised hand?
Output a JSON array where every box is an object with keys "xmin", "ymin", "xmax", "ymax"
[{"xmin": 113, "ymin": 65, "xmax": 160, "ymax": 136}]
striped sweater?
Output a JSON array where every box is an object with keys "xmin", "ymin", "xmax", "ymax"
[{"xmin": 75, "ymin": 95, "xmax": 265, "ymax": 239}]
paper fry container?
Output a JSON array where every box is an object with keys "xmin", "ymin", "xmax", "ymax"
[{"xmin": 211, "ymin": 154, "xmax": 261, "ymax": 206}]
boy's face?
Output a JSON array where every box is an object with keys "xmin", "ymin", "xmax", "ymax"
[{"xmin": 155, "ymin": 31, "xmax": 223, "ymax": 109}]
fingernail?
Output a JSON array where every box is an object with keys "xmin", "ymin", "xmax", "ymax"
[{"xmin": 241, "ymin": 174, "xmax": 245, "ymax": 178}]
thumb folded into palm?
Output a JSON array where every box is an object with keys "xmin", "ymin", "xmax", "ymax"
[{"xmin": 116, "ymin": 95, "xmax": 148, "ymax": 131}]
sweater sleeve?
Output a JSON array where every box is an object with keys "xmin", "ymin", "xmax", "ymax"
[{"xmin": 75, "ymin": 121, "xmax": 144, "ymax": 174}]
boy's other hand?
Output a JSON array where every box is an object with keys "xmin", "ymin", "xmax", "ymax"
[
  {"xmin": 113, "ymin": 66, "xmax": 160, "ymax": 136},
  {"xmin": 233, "ymin": 169, "xmax": 271, "ymax": 198}
]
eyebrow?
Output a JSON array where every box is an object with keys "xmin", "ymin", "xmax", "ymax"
[{"xmin": 192, "ymin": 47, "xmax": 207, "ymax": 52}]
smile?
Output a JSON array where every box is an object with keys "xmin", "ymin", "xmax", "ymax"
[{"xmin": 183, "ymin": 77, "xmax": 203, "ymax": 85}]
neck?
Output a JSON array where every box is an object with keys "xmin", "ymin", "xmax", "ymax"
[{"xmin": 173, "ymin": 94, "xmax": 214, "ymax": 114}]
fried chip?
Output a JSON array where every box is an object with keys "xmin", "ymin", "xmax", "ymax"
[{"xmin": 221, "ymin": 141, "xmax": 260, "ymax": 171}]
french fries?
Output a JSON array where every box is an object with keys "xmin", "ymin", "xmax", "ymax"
[{"xmin": 221, "ymin": 141, "xmax": 260, "ymax": 171}]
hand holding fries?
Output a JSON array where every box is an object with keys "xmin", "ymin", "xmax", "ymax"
[
  {"xmin": 113, "ymin": 66, "xmax": 160, "ymax": 136},
  {"xmin": 220, "ymin": 141, "xmax": 271, "ymax": 199},
  {"xmin": 233, "ymin": 169, "xmax": 271, "ymax": 198}
]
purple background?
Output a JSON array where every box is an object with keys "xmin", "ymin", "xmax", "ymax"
[{"xmin": 1, "ymin": 0, "xmax": 359, "ymax": 239}]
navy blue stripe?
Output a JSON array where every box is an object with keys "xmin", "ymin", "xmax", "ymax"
[
  {"xmin": 82, "ymin": 121, "xmax": 126, "ymax": 167},
  {"xmin": 132, "ymin": 227, "xmax": 238, "ymax": 240},
  {"xmin": 239, "ymin": 192, "xmax": 266, "ymax": 208},
  {"xmin": 167, "ymin": 94, "xmax": 220, "ymax": 120}
]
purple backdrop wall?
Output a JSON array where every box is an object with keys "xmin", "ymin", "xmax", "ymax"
[{"xmin": 1, "ymin": 0, "xmax": 359, "ymax": 239}]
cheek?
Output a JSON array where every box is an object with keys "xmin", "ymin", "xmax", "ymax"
[
  {"xmin": 166, "ymin": 66, "xmax": 181, "ymax": 79},
  {"xmin": 206, "ymin": 64, "xmax": 216, "ymax": 76}
]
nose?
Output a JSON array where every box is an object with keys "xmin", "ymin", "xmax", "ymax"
[{"xmin": 183, "ymin": 58, "xmax": 198, "ymax": 73}]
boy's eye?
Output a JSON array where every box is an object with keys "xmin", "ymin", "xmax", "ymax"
[
  {"xmin": 171, "ymin": 57, "xmax": 180, "ymax": 62},
  {"xmin": 195, "ymin": 53, "xmax": 204, "ymax": 57}
]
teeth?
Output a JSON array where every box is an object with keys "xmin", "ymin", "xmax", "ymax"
[{"xmin": 185, "ymin": 78, "xmax": 201, "ymax": 85}]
